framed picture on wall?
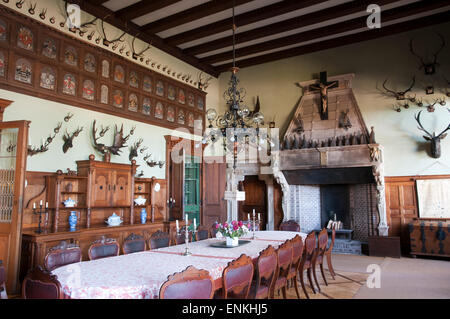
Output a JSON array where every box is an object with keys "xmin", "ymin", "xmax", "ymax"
[
  {"xmin": 41, "ymin": 36, "xmax": 58, "ymax": 60},
  {"xmin": 16, "ymin": 24, "xmax": 35, "ymax": 52},
  {"xmin": 38, "ymin": 64, "xmax": 57, "ymax": 91},
  {"xmin": 0, "ymin": 50, "xmax": 7, "ymax": 78},
  {"xmin": 0, "ymin": 18, "xmax": 8, "ymax": 43},
  {"xmin": 416, "ymin": 179, "xmax": 450, "ymax": 218}
]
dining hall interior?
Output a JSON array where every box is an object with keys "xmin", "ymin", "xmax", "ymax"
[{"xmin": 0, "ymin": 0, "xmax": 449, "ymax": 301}]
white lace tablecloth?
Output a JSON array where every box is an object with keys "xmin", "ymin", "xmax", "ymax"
[{"xmin": 52, "ymin": 231, "xmax": 305, "ymax": 299}]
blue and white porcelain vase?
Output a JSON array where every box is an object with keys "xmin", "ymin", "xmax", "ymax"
[
  {"xmin": 69, "ymin": 211, "xmax": 78, "ymax": 230},
  {"xmin": 140, "ymin": 208, "xmax": 147, "ymax": 224}
]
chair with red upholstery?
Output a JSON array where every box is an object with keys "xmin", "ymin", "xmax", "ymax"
[
  {"xmin": 149, "ymin": 230, "xmax": 171, "ymax": 249},
  {"xmin": 312, "ymin": 228, "xmax": 330, "ymax": 289},
  {"xmin": 279, "ymin": 220, "xmax": 301, "ymax": 232},
  {"xmin": 248, "ymin": 245, "xmax": 278, "ymax": 299},
  {"xmin": 298, "ymin": 231, "xmax": 317, "ymax": 299},
  {"xmin": 172, "ymin": 226, "xmax": 193, "ymax": 245},
  {"xmin": 0, "ymin": 260, "xmax": 6, "ymax": 299},
  {"xmin": 196, "ymin": 225, "xmax": 210, "ymax": 241},
  {"xmin": 88, "ymin": 236, "xmax": 120, "ymax": 260},
  {"xmin": 286, "ymin": 235, "xmax": 304, "ymax": 299},
  {"xmin": 22, "ymin": 266, "xmax": 65, "ymax": 299},
  {"xmin": 159, "ymin": 266, "xmax": 214, "ymax": 299},
  {"xmin": 221, "ymin": 254, "xmax": 254, "ymax": 299},
  {"xmin": 122, "ymin": 233, "xmax": 146, "ymax": 254},
  {"xmin": 44, "ymin": 241, "xmax": 82, "ymax": 271},
  {"xmin": 270, "ymin": 240, "xmax": 293, "ymax": 299},
  {"xmin": 325, "ymin": 227, "xmax": 336, "ymax": 280}
]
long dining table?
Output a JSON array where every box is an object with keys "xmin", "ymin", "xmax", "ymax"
[{"xmin": 52, "ymin": 230, "xmax": 306, "ymax": 299}]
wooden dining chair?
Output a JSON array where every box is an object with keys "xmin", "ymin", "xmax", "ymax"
[
  {"xmin": 88, "ymin": 236, "xmax": 120, "ymax": 260},
  {"xmin": 312, "ymin": 228, "xmax": 330, "ymax": 289},
  {"xmin": 325, "ymin": 227, "xmax": 337, "ymax": 280},
  {"xmin": 221, "ymin": 254, "xmax": 254, "ymax": 299},
  {"xmin": 249, "ymin": 245, "xmax": 278, "ymax": 299},
  {"xmin": 44, "ymin": 241, "xmax": 82, "ymax": 271},
  {"xmin": 149, "ymin": 230, "xmax": 170, "ymax": 249},
  {"xmin": 298, "ymin": 231, "xmax": 317, "ymax": 299},
  {"xmin": 22, "ymin": 266, "xmax": 65, "ymax": 299},
  {"xmin": 196, "ymin": 225, "xmax": 210, "ymax": 241},
  {"xmin": 0, "ymin": 260, "xmax": 6, "ymax": 299},
  {"xmin": 172, "ymin": 226, "xmax": 193, "ymax": 245},
  {"xmin": 123, "ymin": 233, "xmax": 146, "ymax": 254},
  {"xmin": 159, "ymin": 266, "xmax": 214, "ymax": 299},
  {"xmin": 279, "ymin": 220, "xmax": 301, "ymax": 232},
  {"xmin": 286, "ymin": 235, "xmax": 304, "ymax": 299},
  {"xmin": 270, "ymin": 240, "xmax": 293, "ymax": 299}
]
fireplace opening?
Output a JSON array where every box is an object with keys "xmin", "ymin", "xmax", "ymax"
[{"xmin": 320, "ymin": 185, "xmax": 350, "ymax": 229}]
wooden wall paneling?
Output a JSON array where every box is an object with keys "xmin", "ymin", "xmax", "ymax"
[
  {"xmin": 202, "ymin": 157, "xmax": 227, "ymax": 227},
  {"xmin": 239, "ymin": 175, "xmax": 267, "ymax": 229},
  {"xmin": 0, "ymin": 6, "xmax": 206, "ymax": 133}
]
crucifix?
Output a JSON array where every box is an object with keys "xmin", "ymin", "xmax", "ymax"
[{"xmin": 309, "ymin": 72, "xmax": 338, "ymax": 120}]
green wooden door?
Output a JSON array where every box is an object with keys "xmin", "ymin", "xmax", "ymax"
[{"xmin": 184, "ymin": 155, "xmax": 200, "ymax": 225}]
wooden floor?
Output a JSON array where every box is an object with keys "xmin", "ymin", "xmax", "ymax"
[{"xmin": 276, "ymin": 270, "xmax": 369, "ymax": 299}]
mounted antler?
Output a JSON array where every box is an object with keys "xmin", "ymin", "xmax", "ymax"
[
  {"xmin": 27, "ymin": 122, "xmax": 62, "ymax": 157},
  {"xmin": 143, "ymin": 153, "xmax": 165, "ymax": 168},
  {"xmin": 131, "ymin": 35, "xmax": 151, "ymax": 60},
  {"xmin": 197, "ymin": 72, "xmax": 212, "ymax": 91},
  {"xmin": 28, "ymin": 2, "xmax": 36, "ymax": 15},
  {"xmin": 426, "ymin": 100, "xmax": 438, "ymax": 113},
  {"xmin": 383, "ymin": 76, "xmax": 415, "ymax": 100},
  {"xmin": 100, "ymin": 17, "xmax": 126, "ymax": 47},
  {"xmin": 92, "ymin": 120, "xmax": 110, "ymax": 155},
  {"xmin": 410, "ymin": 33, "xmax": 445, "ymax": 75},
  {"xmin": 62, "ymin": 127, "xmax": 83, "ymax": 153},
  {"xmin": 128, "ymin": 138, "xmax": 143, "ymax": 162},
  {"xmin": 414, "ymin": 110, "xmax": 450, "ymax": 158}
]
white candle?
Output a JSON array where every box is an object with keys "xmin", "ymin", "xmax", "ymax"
[
  {"xmin": 258, "ymin": 213, "xmax": 261, "ymax": 222},
  {"xmin": 176, "ymin": 219, "xmax": 179, "ymax": 232},
  {"xmin": 185, "ymin": 214, "xmax": 188, "ymax": 225},
  {"xmin": 248, "ymin": 213, "xmax": 250, "ymax": 221},
  {"xmin": 40, "ymin": 200, "xmax": 43, "ymax": 207},
  {"xmin": 33, "ymin": 202, "xmax": 36, "ymax": 209},
  {"xmin": 193, "ymin": 218, "xmax": 196, "ymax": 230},
  {"xmin": 252, "ymin": 209, "xmax": 255, "ymax": 218},
  {"xmin": 46, "ymin": 202, "xmax": 48, "ymax": 208}
]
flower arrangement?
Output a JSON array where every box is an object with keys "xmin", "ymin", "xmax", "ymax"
[{"xmin": 215, "ymin": 220, "xmax": 248, "ymax": 239}]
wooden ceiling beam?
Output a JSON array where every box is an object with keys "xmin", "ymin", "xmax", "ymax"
[
  {"xmin": 69, "ymin": 0, "xmax": 219, "ymax": 77},
  {"xmin": 115, "ymin": 0, "xmax": 182, "ymax": 21},
  {"xmin": 141, "ymin": 0, "xmax": 254, "ymax": 34},
  {"xmin": 215, "ymin": 11, "xmax": 450, "ymax": 73},
  {"xmin": 201, "ymin": 0, "xmax": 450, "ymax": 64},
  {"xmin": 183, "ymin": 0, "xmax": 399, "ymax": 56},
  {"xmin": 165, "ymin": 0, "xmax": 329, "ymax": 46}
]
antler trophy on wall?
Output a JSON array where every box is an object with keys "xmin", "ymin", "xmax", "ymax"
[
  {"xmin": 409, "ymin": 33, "xmax": 445, "ymax": 75},
  {"xmin": 382, "ymin": 76, "xmax": 415, "ymax": 100},
  {"xmin": 92, "ymin": 120, "xmax": 135, "ymax": 162},
  {"xmin": 62, "ymin": 127, "xmax": 84, "ymax": 153},
  {"xmin": 414, "ymin": 110, "xmax": 450, "ymax": 158}
]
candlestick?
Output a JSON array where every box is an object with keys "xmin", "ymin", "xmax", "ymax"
[
  {"xmin": 39, "ymin": 200, "xmax": 43, "ymax": 207},
  {"xmin": 33, "ymin": 204, "xmax": 48, "ymax": 234}
]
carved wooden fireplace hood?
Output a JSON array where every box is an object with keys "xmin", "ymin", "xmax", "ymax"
[{"xmin": 226, "ymin": 74, "xmax": 389, "ymax": 236}]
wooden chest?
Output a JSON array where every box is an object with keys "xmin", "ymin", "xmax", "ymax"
[{"xmin": 409, "ymin": 219, "xmax": 450, "ymax": 257}]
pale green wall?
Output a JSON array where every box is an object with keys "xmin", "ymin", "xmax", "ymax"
[{"xmin": 217, "ymin": 22, "xmax": 450, "ymax": 177}]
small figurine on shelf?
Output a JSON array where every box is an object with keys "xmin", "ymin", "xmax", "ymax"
[{"xmin": 140, "ymin": 208, "xmax": 147, "ymax": 224}]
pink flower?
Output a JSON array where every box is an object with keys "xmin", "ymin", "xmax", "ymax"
[
  {"xmin": 223, "ymin": 222, "xmax": 228, "ymax": 228},
  {"xmin": 215, "ymin": 223, "xmax": 220, "ymax": 229},
  {"xmin": 238, "ymin": 221, "xmax": 243, "ymax": 227},
  {"xmin": 231, "ymin": 220, "xmax": 237, "ymax": 225},
  {"xmin": 233, "ymin": 225, "xmax": 239, "ymax": 231}
]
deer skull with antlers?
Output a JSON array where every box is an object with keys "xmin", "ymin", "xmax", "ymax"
[
  {"xmin": 414, "ymin": 110, "xmax": 450, "ymax": 158},
  {"xmin": 100, "ymin": 17, "xmax": 126, "ymax": 47},
  {"xmin": 92, "ymin": 120, "xmax": 134, "ymax": 157},
  {"xmin": 62, "ymin": 127, "xmax": 83, "ymax": 153},
  {"xmin": 410, "ymin": 33, "xmax": 445, "ymax": 75},
  {"xmin": 382, "ymin": 76, "xmax": 415, "ymax": 100}
]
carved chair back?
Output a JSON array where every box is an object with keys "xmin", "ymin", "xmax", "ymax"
[
  {"xmin": 222, "ymin": 254, "xmax": 254, "ymax": 299},
  {"xmin": 123, "ymin": 233, "xmax": 146, "ymax": 255},
  {"xmin": 196, "ymin": 225, "xmax": 210, "ymax": 241},
  {"xmin": 326, "ymin": 227, "xmax": 336, "ymax": 255},
  {"xmin": 149, "ymin": 230, "xmax": 170, "ymax": 249},
  {"xmin": 315, "ymin": 228, "xmax": 329, "ymax": 262},
  {"xmin": 88, "ymin": 237, "xmax": 120, "ymax": 260},
  {"xmin": 290, "ymin": 235, "xmax": 304, "ymax": 273},
  {"xmin": 275, "ymin": 240, "xmax": 293, "ymax": 281},
  {"xmin": 301, "ymin": 232, "xmax": 317, "ymax": 268},
  {"xmin": 44, "ymin": 241, "xmax": 82, "ymax": 271},
  {"xmin": 22, "ymin": 266, "xmax": 65, "ymax": 299},
  {"xmin": 159, "ymin": 266, "xmax": 214, "ymax": 299},
  {"xmin": 0, "ymin": 260, "xmax": 6, "ymax": 299},
  {"xmin": 250, "ymin": 245, "xmax": 278, "ymax": 299},
  {"xmin": 279, "ymin": 220, "xmax": 301, "ymax": 232},
  {"xmin": 173, "ymin": 226, "xmax": 193, "ymax": 245}
]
